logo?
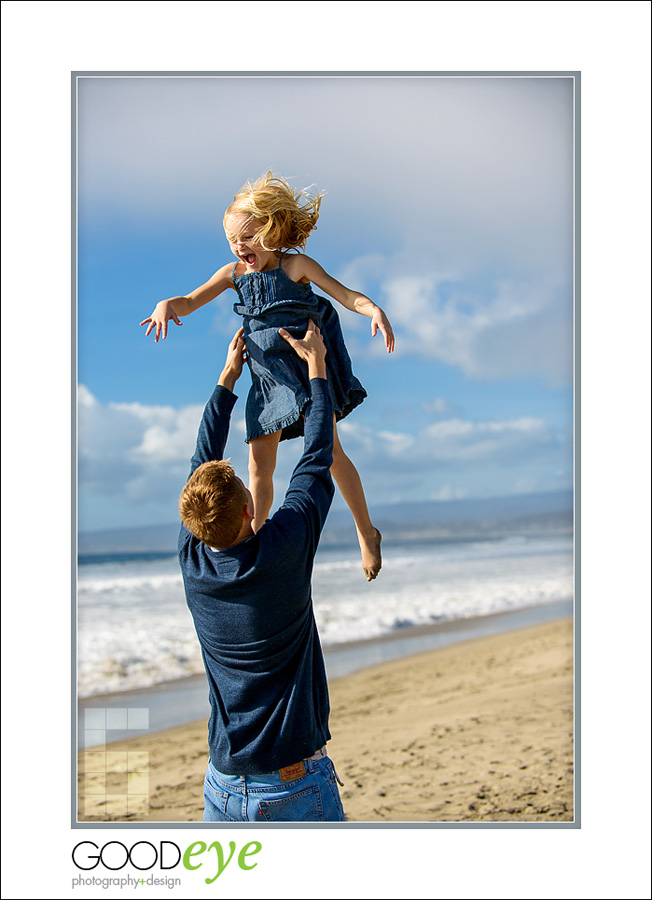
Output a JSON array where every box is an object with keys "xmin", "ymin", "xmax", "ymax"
[{"xmin": 72, "ymin": 840, "xmax": 262, "ymax": 885}]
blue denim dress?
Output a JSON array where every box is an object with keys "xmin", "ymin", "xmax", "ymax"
[{"xmin": 232, "ymin": 252, "xmax": 367, "ymax": 442}]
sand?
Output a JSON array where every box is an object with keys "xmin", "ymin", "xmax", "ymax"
[{"xmin": 78, "ymin": 617, "xmax": 574, "ymax": 823}]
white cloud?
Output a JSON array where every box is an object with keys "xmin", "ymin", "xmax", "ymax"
[
  {"xmin": 332, "ymin": 413, "xmax": 567, "ymax": 507},
  {"xmin": 429, "ymin": 485, "xmax": 469, "ymax": 502},
  {"xmin": 341, "ymin": 415, "xmax": 550, "ymax": 469},
  {"xmin": 421, "ymin": 397, "xmax": 458, "ymax": 418},
  {"xmin": 77, "ymin": 385, "xmax": 569, "ymax": 528},
  {"xmin": 376, "ymin": 430, "xmax": 415, "ymax": 458},
  {"xmin": 78, "ymin": 386, "xmax": 250, "ymax": 508},
  {"xmin": 343, "ymin": 254, "xmax": 572, "ymax": 382},
  {"xmin": 130, "ymin": 405, "xmax": 205, "ymax": 464},
  {"xmin": 421, "ymin": 417, "xmax": 547, "ymax": 462},
  {"xmin": 514, "ymin": 477, "xmax": 539, "ymax": 494},
  {"xmin": 78, "ymin": 384, "xmax": 96, "ymax": 407}
]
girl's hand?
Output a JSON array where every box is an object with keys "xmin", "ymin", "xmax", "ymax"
[
  {"xmin": 371, "ymin": 308, "xmax": 395, "ymax": 353},
  {"xmin": 139, "ymin": 299, "xmax": 183, "ymax": 342}
]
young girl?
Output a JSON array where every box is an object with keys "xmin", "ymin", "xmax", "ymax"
[{"xmin": 141, "ymin": 172, "xmax": 395, "ymax": 581}]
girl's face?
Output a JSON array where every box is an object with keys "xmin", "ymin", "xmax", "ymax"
[{"xmin": 224, "ymin": 212, "xmax": 278, "ymax": 273}]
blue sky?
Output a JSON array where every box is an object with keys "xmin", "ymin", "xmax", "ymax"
[{"xmin": 77, "ymin": 74, "xmax": 574, "ymax": 532}]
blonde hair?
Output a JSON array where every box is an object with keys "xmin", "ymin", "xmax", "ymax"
[
  {"xmin": 224, "ymin": 171, "xmax": 323, "ymax": 251},
  {"xmin": 179, "ymin": 460, "xmax": 247, "ymax": 548}
]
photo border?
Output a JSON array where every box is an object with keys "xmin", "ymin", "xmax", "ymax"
[{"xmin": 71, "ymin": 70, "xmax": 580, "ymax": 830}]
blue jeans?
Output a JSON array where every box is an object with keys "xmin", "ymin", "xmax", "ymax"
[{"xmin": 203, "ymin": 755, "xmax": 345, "ymax": 822}]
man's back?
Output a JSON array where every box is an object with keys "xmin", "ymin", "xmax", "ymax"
[{"xmin": 179, "ymin": 374, "xmax": 335, "ymax": 776}]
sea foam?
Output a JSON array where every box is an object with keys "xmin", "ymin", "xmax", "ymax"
[{"xmin": 77, "ymin": 533, "xmax": 573, "ymax": 697}]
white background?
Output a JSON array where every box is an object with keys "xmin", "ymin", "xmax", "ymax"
[{"xmin": 2, "ymin": 2, "xmax": 650, "ymax": 898}]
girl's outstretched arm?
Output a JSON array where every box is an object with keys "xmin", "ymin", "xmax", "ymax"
[
  {"xmin": 140, "ymin": 263, "xmax": 234, "ymax": 342},
  {"xmin": 283, "ymin": 255, "xmax": 395, "ymax": 353}
]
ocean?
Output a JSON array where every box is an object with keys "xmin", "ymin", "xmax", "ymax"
[{"xmin": 77, "ymin": 529, "xmax": 573, "ymax": 700}]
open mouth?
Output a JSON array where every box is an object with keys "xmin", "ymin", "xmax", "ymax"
[{"xmin": 243, "ymin": 253, "xmax": 257, "ymax": 266}]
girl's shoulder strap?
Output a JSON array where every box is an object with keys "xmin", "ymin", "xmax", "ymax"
[
  {"xmin": 277, "ymin": 250, "xmax": 288, "ymax": 268},
  {"xmin": 231, "ymin": 261, "xmax": 239, "ymax": 281}
]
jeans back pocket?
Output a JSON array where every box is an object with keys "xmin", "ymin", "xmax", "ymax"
[{"xmin": 257, "ymin": 785, "xmax": 324, "ymax": 822}]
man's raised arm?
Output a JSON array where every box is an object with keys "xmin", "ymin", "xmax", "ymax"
[
  {"xmin": 188, "ymin": 328, "xmax": 246, "ymax": 476},
  {"xmin": 276, "ymin": 322, "xmax": 335, "ymax": 546}
]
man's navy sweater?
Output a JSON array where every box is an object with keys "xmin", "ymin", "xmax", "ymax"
[{"xmin": 178, "ymin": 377, "xmax": 335, "ymax": 775}]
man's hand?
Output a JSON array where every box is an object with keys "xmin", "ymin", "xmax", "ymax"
[
  {"xmin": 218, "ymin": 328, "xmax": 247, "ymax": 392},
  {"xmin": 279, "ymin": 320, "xmax": 327, "ymax": 380}
]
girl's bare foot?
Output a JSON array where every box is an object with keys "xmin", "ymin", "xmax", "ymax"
[{"xmin": 359, "ymin": 528, "xmax": 382, "ymax": 581}]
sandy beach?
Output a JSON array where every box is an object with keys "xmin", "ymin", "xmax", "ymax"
[{"xmin": 78, "ymin": 617, "xmax": 574, "ymax": 823}]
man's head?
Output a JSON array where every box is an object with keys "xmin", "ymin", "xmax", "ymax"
[{"xmin": 179, "ymin": 460, "xmax": 252, "ymax": 548}]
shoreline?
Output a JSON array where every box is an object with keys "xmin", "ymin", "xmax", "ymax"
[
  {"xmin": 78, "ymin": 599, "xmax": 572, "ymax": 747},
  {"xmin": 78, "ymin": 617, "xmax": 575, "ymax": 824}
]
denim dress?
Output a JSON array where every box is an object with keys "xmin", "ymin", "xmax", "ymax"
[{"xmin": 232, "ymin": 252, "xmax": 367, "ymax": 442}]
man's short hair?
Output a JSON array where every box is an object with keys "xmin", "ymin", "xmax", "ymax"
[{"xmin": 179, "ymin": 460, "xmax": 247, "ymax": 548}]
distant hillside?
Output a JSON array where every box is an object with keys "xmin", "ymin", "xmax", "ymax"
[
  {"xmin": 79, "ymin": 490, "xmax": 573, "ymax": 555},
  {"xmin": 320, "ymin": 489, "xmax": 573, "ymax": 545},
  {"xmin": 79, "ymin": 522, "xmax": 183, "ymax": 554}
]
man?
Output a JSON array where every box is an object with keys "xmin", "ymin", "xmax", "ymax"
[{"xmin": 178, "ymin": 321, "xmax": 345, "ymax": 822}]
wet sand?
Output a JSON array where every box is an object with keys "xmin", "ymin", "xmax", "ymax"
[{"xmin": 78, "ymin": 617, "xmax": 574, "ymax": 823}]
